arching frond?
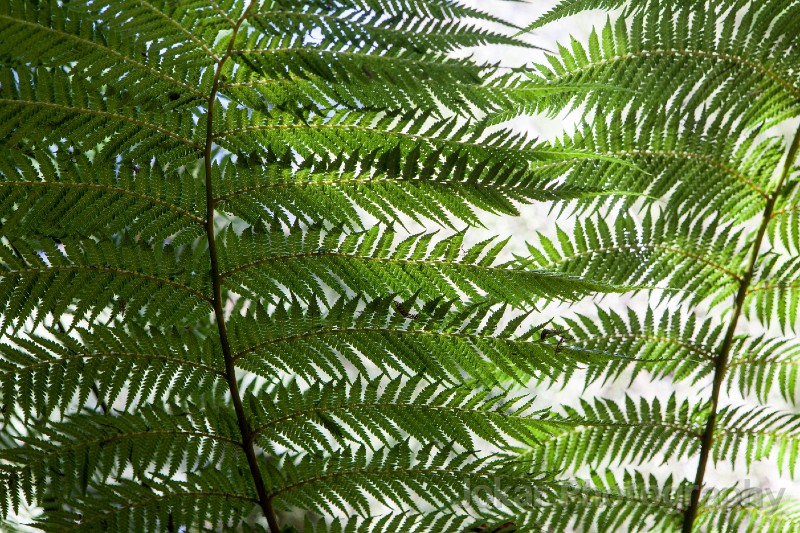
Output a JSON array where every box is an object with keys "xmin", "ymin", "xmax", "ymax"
[
  {"xmin": 511, "ymin": 1, "xmax": 800, "ymax": 531},
  {"xmin": 0, "ymin": 1, "xmax": 620, "ymax": 530},
  {"xmin": 3, "ymin": 0, "xmax": 800, "ymax": 531}
]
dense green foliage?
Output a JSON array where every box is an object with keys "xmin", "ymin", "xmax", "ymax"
[
  {"xmin": 1, "ymin": 0, "xmax": 799, "ymax": 532},
  {"xmin": 517, "ymin": 1, "xmax": 800, "ymax": 531}
]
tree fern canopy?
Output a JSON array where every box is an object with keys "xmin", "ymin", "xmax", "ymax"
[{"xmin": 2, "ymin": 0, "xmax": 800, "ymax": 532}]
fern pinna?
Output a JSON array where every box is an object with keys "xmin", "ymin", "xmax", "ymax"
[{"xmin": 0, "ymin": 1, "xmax": 621, "ymax": 532}]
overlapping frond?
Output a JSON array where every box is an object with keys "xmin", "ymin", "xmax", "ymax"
[
  {"xmin": 221, "ymin": 222, "xmax": 613, "ymax": 306},
  {"xmin": 550, "ymin": 111, "xmax": 784, "ymax": 224},
  {"xmin": 0, "ymin": 324, "xmax": 225, "ymax": 422},
  {"xmin": 305, "ymin": 512, "xmax": 477, "ymax": 533},
  {"xmin": 0, "ymin": 235, "xmax": 211, "ymax": 331},
  {"xmin": 268, "ymin": 443, "xmax": 485, "ymax": 516},
  {"xmin": 510, "ymin": 0, "xmax": 800, "ymax": 531},
  {"xmin": 0, "ymin": 0, "xmax": 623, "ymax": 530},
  {"xmin": 560, "ymin": 305, "xmax": 718, "ymax": 386},
  {"xmin": 0, "ymin": 67, "xmax": 204, "ymax": 166},
  {"xmin": 27, "ymin": 473, "xmax": 257, "ymax": 533},
  {"xmin": 0, "ymin": 151, "xmax": 205, "ymax": 245},
  {"xmin": 2, "ymin": 406, "xmax": 241, "ymax": 512},
  {"xmin": 4, "ymin": 0, "xmax": 799, "ymax": 530}
]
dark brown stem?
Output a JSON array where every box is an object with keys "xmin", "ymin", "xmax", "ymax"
[
  {"xmin": 681, "ymin": 124, "xmax": 800, "ymax": 532},
  {"xmin": 202, "ymin": 3, "xmax": 280, "ymax": 532}
]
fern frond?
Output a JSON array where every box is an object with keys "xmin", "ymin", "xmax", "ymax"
[
  {"xmin": 528, "ymin": 470, "xmax": 685, "ymax": 532},
  {"xmin": 0, "ymin": 152, "xmax": 205, "ymax": 245},
  {"xmin": 696, "ymin": 484, "xmax": 800, "ymax": 533},
  {"xmin": 727, "ymin": 335, "xmax": 800, "ymax": 404},
  {"xmin": 305, "ymin": 511, "xmax": 474, "ymax": 533},
  {"xmin": 526, "ymin": 2, "xmax": 800, "ymax": 128},
  {"xmin": 28, "ymin": 474, "xmax": 257, "ymax": 532},
  {"xmin": 5, "ymin": 0, "xmax": 800, "ymax": 530},
  {"xmin": 513, "ymin": 2, "xmax": 800, "ymax": 531},
  {"xmin": 0, "ymin": 236, "xmax": 211, "ymax": 331},
  {"xmin": 0, "ymin": 1, "xmax": 621, "ymax": 528},
  {"xmin": 2, "ymin": 407, "xmax": 241, "ymax": 514},
  {"xmin": 219, "ymin": 222, "xmax": 613, "ymax": 309},
  {"xmin": 746, "ymin": 253, "xmax": 800, "ymax": 333},
  {"xmin": 0, "ymin": 324, "xmax": 225, "ymax": 422},
  {"xmin": 521, "ymin": 212, "xmax": 745, "ymax": 307},
  {"xmin": 550, "ymin": 111, "xmax": 784, "ymax": 224},
  {"xmin": 0, "ymin": 67, "xmax": 203, "ymax": 166},
  {"xmin": 714, "ymin": 405, "xmax": 800, "ymax": 477},
  {"xmin": 522, "ymin": 1, "xmax": 627, "ymax": 32},
  {"xmin": 558, "ymin": 305, "xmax": 717, "ymax": 386},
  {"xmin": 247, "ymin": 376, "xmax": 555, "ymax": 454},
  {"xmin": 228, "ymin": 296, "xmax": 594, "ymax": 385},
  {"xmin": 523, "ymin": 395, "xmax": 701, "ymax": 472},
  {"xmin": 212, "ymin": 148, "xmax": 605, "ymax": 230},
  {"xmin": 265, "ymin": 443, "xmax": 545, "ymax": 518}
]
